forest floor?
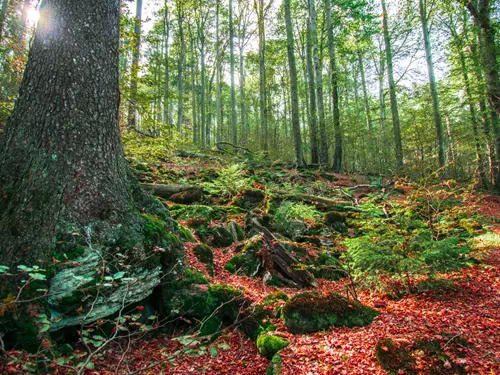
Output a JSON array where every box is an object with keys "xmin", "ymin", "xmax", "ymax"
[{"xmin": 3, "ymin": 151, "xmax": 500, "ymax": 375}]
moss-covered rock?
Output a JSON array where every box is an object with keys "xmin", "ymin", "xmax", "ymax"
[
  {"xmin": 310, "ymin": 250, "xmax": 346, "ymax": 281},
  {"xmin": 262, "ymin": 291, "xmax": 289, "ymax": 305},
  {"xmin": 211, "ymin": 225, "xmax": 234, "ymax": 247},
  {"xmin": 375, "ymin": 337, "xmax": 467, "ymax": 375},
  {"xmin": 178, "ymin": 224, "xmax": 196, "ymax": 242},
  {"xmin": 240, "ymin": 304, "xmax": 275, "ymax": 340},
  {"xmin": 193, "ymin": 244, "xmax": 214, "ymax": 276},
  {"xmin": 257, "ymin": 335, "xmax": 290, "ymax": 359},
  {"xmin": 283, "ymin": 292, "xmax": 378, "ymax": 334},
  {"xmin": 224, "ymin": 235, "xmax": 263, "ymax": 276},
  {"xmin": 231, "ymin": 189, "xmax": 265, "ymax": 210}
]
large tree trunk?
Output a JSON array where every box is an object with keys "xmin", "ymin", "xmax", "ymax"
[
  {"xmin": 381, "ymin": 0, "xmax": 403, "ymax": 170},
  {"xmin": 284, "ymin": 0, "xmax": 305, "ymax": 167},
  {"xmin": 127, "ymin": 0, "xmax": 142, "ymax": 130},
  {"xmin": 419, "ymin": 0, "xmax": 445, "ymax": 168},
  {"xmin": 0, "ymin": 0, "xmax": 181, "ymax": 348}
]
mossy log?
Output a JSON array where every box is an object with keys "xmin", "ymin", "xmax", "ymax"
[
  {"xmin": 271, "ymin": 190, "xmax": 351, "ymax": 210},
  {"xmin": 141, "ymin": 183, "xmax": 203, "ymax": 201},
  {"xmin": 251, "ymin": 218, "xmax": 317, "ymax": 288}
]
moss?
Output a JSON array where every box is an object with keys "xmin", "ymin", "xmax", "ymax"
[
  {"xmin": 199, "ymin": 315, "xmax": 223, "ymax": 337},
  {"xmin": 283, "ymin": 292, "xmax": 378, "ymax": 334},
  {"xmin": 375, "ymin": 338, "xmax": 414, "ymax": 374},
  {"xmin": 193, "ymin": 244, "xmax": 214, "ymax": 265},
  {"xmin": 182, "ymin": 268, "xmax": 208, "ymax": 285},
  {"xmin": 262, "ymin": 291, "xmax": 289, "ymax": 305},
  {"xmin": 375, "ymin": 337, "xmax": 467, "ymax": 375},
  {"xmin": 311, "ymin": 251, "xmax": 346, "ymax": 281},
  {"xmin": 266, "ymin": 353, "xmax": 283, "ymax": 375},
  {"xmin": 207, "ymin": 284, "xmax": 249, "ymax": 322},
  {"xmin": 178, "ymin": 225, "xmax": 196, "ymax": 242},
  {"xmin": 224, "ymin": 235, "xmax": 263, "ymax": 276},
  {"xmin": 257, "ymin": 335, "xmax": 290, "ymax": 359},
  {"xmin": 240, "ymin": 304, "xmax": 274, "ymax": 340},
  {"xmin": 211, "ymin": 226, "xmax": 234, "ymax": 247}
]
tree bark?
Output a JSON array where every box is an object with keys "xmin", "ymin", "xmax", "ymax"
[
  {"xmin": 176, "ymin": 5, "xmax": 185, "ymax": 132},
  {"xmin": 325, "ymin": 0, "xmax": 342, "ymax": 173},
  {"xmin": 229, "ymin": 0, "xmax": 237, "ymax": 145},
  {"xmin": 284, "ymin": 0, "xmax": 305, "ymax": 167},
  {"xmin": 306, "ymin": 18, "xmax": 319, "ymax": 164},
  {"xmin": 465, "ymin": 0, "xmax": 500, "ymax": 189},
  {"xmin": 309, "ymin": 0, "xmax": 328, "ymax": 165},
  {"xmin": 381, "ymin": 0, "xmax": 403, "ymax": 170},
  {"xmin": 163, "ymin": 2, "xmax": 171, "ymax": 127},
  {"xmin": 0, "ymin": 0, "xmax": 9, "ymax": 43},
  {"xmin": 419, "ymin": 0, "xmax": 445, "ymax": 168},
  {"xmin": 127, "ymin": 0, "xmax": 142, "ymax": 130},
  {"xmin": 255, "ymin": 0, "xmax": 268, "ymax": 151}
]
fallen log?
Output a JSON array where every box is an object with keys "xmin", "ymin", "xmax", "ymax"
[
  {"xmin": 141, "ymin": 183, "xmax": 203, "ymax": 204},
  {"xmin": 271, "ymin": 190, "xmax": 352, "ymax": 210},
  {"xmin": 251, "ymin": 217, "xmax": 317, "ymax": 288}
]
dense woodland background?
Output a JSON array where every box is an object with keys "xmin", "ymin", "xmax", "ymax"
[{"xmin": 0, "ymin": 0, "xmax": 500, "ymax": 185}]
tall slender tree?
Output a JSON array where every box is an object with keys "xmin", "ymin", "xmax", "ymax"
[
  {"xmin": 381, "ymin": 0, "xmax": 403, "ymax": 169},
  {"xmin": 284, "ymin": 0, "xmax": 305, "ymax": 166},
  {"xmin": 127, "ymin": 0, "xmax": 143, "ymax": 130},
  {"xmin": 419, "ymin": 0, "xmax": 445, "ymax": 168}
]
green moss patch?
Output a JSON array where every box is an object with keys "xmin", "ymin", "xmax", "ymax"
[
  {"xmin": 257, "ymin": 335, "xmax": 290, "ymax": 359},
  {"xmin": 283, "ymin": 292, "xmax": 378, "ymax": 334}
]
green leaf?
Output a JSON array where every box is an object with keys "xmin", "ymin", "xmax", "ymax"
[
  {"xmin": 29, "ymin": 272, "xmax": 46, "ymax": 280},
  {"xmin": 209, "ymin": 347, "xmax": 218, "ymax": 357},
  {"xmin": 113, "ymin": 271, "xmax": 125, "ymax": 279}
]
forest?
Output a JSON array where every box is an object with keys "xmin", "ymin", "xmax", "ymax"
[{"xmin": 0, "ymin": 0, "xmax": 499, "ymax": 374}]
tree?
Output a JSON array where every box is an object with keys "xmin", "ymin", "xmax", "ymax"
[
  {"xmin": 229, "ymin": 0, "xmax": 237, "ymax": 145},
  {"xmin": 419, "ymin": 0, "xmax": 445, "ymax": 168},
  {"xmin": 284, "ymin": 0, "xmax": 305, "ymax": 166},
  {"xmin": 463, "ymin": 0, "xmax": 500, "ymax": 189},
  {"xmin": 0, "ymin": 0, "xmax": 180, "ymax": 346},
  {"xmin": 381, "ymin": 0, "xmax": 403, "ymax": 169},
  {"xmin": 325, "ymin": 0, "xmax": 342, "ymax": 172},
  {"xmin": 127, "ymin": 0, "xmax": 143, "ymax": 130}
]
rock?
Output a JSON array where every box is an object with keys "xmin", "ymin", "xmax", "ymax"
[
  {"xmin": 257, "ymin": 335, "xmax": 290, "ymax": 359},
  {"xmin": 231, "ymin": 189, "xmax": 265, "ymax": 210},
  {"xmin": 48, "ymin": 247, "xmax": 162, "ymax": 332},
  {"xmin": 283, "ymin": 291, "xmax": 378, "ymax": 334},
  {"xmin": 224, "ymin": 234, "xmax": 264, "ymax": 276},
  {"xmin": 211, "ymin": 225, "xmax": 234, "ymax": 247},
  {"xmin": 193, "ymin": 244, "xmax": 214, "ymax": 275}
]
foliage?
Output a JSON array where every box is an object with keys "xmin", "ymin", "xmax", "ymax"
[
  {"xmin": 344, "ymin": 180, "xmax": 479, "ymax": 295},
  {"xmin": 204, "ymin": 164, "xmax": 252, "ymax": 198},
  {"xmin": 272, "ymin": 201, "xmax": 320, "ymax": 237}
]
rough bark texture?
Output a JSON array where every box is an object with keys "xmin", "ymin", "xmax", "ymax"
[
  {"xmin": 0, "ymin": 0, "xmax": 182, "ymax": 345},
  {"xmin": 176, "ymin": 6, "xmax": 185, "ymax": 132},
  {"xmin": 255, "ymin": 0, "xmax": 268, "ymax": 151}
]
